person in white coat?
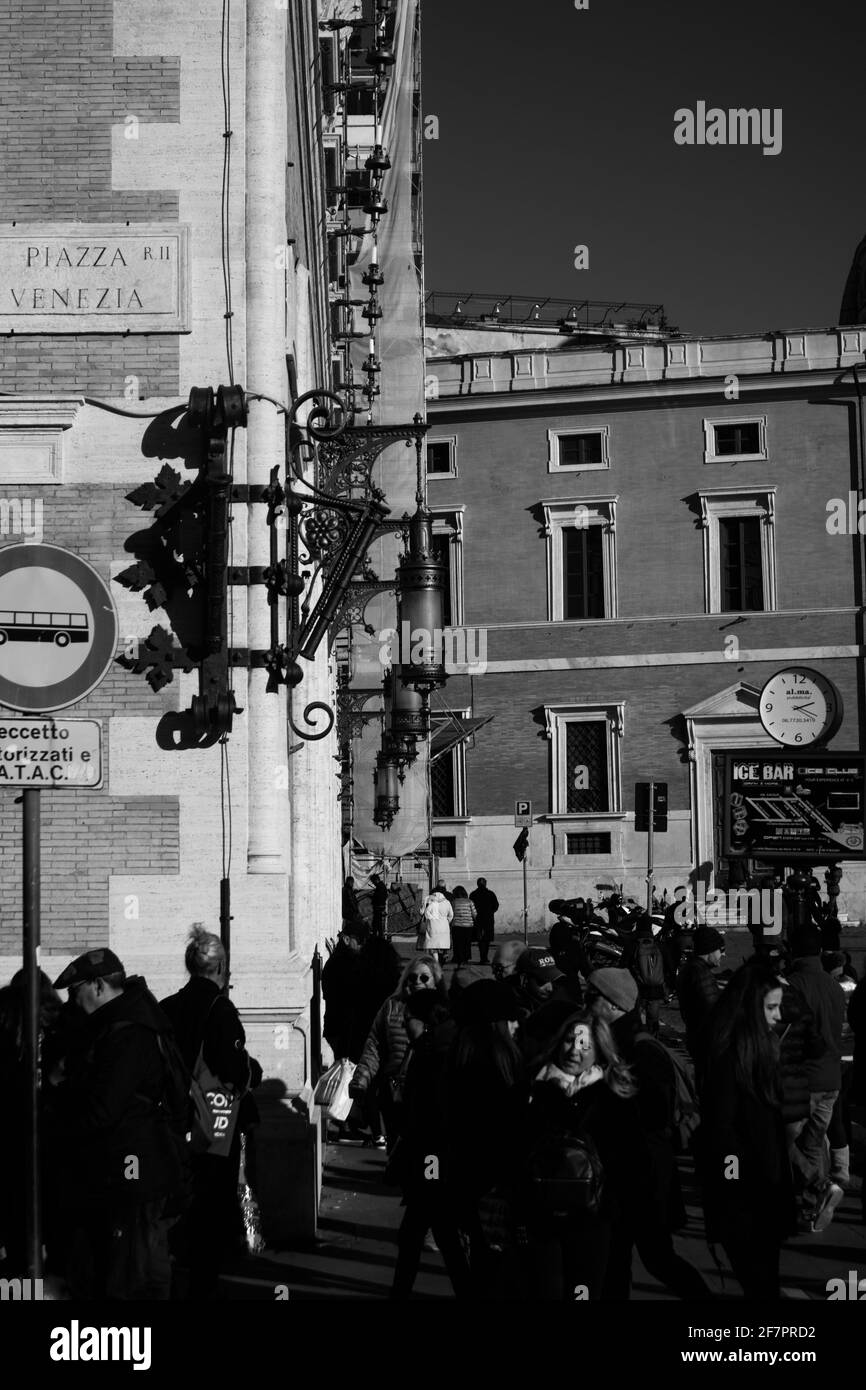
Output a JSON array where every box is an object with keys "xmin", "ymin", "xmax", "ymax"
[{"xmin": 418, "ymin": 884, "xmax": 453, "ymax": 962}]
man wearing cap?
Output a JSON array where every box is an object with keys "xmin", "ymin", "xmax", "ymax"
[
  {"xmin": 510, "ymin": 948, "xmax": 583, "ymax": 1065},
  {"xmin": 586, "ymin": 968, "xmax": 711, "ymax": 1300},
  {"xmin": 675, "ymin": 926, "xmax": 724, "ymax": 1085},
  {"xmin": 50, "ymin": 948, "xmax": 183, "ymax": 1300}
]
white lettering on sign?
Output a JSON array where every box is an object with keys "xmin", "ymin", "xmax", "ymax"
[
  {"xmin": 0, "ymin": 224, "xmax": 189, "ymax": 333},
  {"xmin": 732, "ymin": 762, "xmax": 794, "ymax": 781}
]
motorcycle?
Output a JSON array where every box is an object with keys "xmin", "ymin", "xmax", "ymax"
[{"xmin": 548, "ymin": 898, "xmax": 624, "ymax": 971}]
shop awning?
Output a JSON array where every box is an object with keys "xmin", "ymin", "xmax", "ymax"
[{"xmin": 429, "ymin": 714, "xmax": 494, "ymax": 763}]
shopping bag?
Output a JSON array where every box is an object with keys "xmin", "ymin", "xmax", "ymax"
[
  {"xmin": 327, "ymin": 1059, "xmax": 357, "ymax": 1122},
  {"xmin": 237, "ymin": 1133, "xmax": 265, "ymax": 1255},
  {"xmin": 313, "ymin": 1059, "xmax": 342, "ymax": 1109},
  {"xmin": 189, "ymin": 1051, "xmax": 242, "ymax": 1158}
]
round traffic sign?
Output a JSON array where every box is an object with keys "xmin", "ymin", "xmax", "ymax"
[{"xmin": 0, "ymin": 544, "xmax": 119, "ymax": 713}]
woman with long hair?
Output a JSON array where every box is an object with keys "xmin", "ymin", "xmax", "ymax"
[
  {"xmin": 700, "ymin": 961, "xmax": 796, "ymax": 1299},
  {"xmin": 350, "ymin": 955, "xmax": 446, "ymax": 1150},
  {"xmin": 520, "ymin": 1007, "xmax": 639, "ymax": 1300}
]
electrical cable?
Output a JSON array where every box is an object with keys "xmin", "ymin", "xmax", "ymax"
[{"xmin": 220, "ymin": 0, "xmax": 235, "ymax": 386}]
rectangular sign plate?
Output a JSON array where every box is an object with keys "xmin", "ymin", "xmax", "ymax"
[
  {"xmin": 0, "ymin": 223, "xmax": 190, "ymax": 333},
  {"xmin": 514, "ymin": 799, "xmax": 532, "ymax": 827},
  {"xmin": 0, "ymin": 718, "xmax": 103, "ymax": 788},
  {"xmin": 723, "ymin": 751, "xmax": 866, "ymax": 861}
]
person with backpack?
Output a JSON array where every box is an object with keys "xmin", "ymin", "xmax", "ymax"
[
  {"xmin": 417, "ymin": 883, "xmax": 453, "ymax": 963},
  {"xmin": 586, "ymin": 969, "xmax": 711, "ymax": 1300},
  {"xmin": 160, "ymin": 926, "xmax": 262, "ymax": 1300},
  {"xmin": 621, "ymin": 915, "xmax": 672, "ymax": 1037},
  {"xmin": 520, "ymin": 1007, "xmax": 639, "ymax": 1301},
  {"xmin": 49, "ymin": 948, "xmax": 185, "ymax": 1299},
  {"xmin": 676, "ymin": 926, "xmax": 724, "ymax": 1088}
]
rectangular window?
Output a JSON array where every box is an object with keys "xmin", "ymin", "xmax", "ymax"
[
  {"xmin": 431, "ymin": 750, "xmax": 456, "ymax": 817},
  {"xmin": 560, "ymin": 432, "xmax": 603, "ymax": 467},
  {"xmin": 430, "ymin": 533, "xmax": 453, "ymax": 627},
  {"xmin": 548, "ymin": 426, "xmax": 610, "ymax": 473},
  {"xmin": 714, "ymin": 422, "xmax": 761, "ymax": 457},
  {"xmin": 431, "ymin": 836, "xmax": 456, "ymax": 859},
  {"xmin": 562, "ymin": 526, "xmax": 605, "ymax": 620},
  {"xmin": 426, "ymin": 440, "xmax": 455, "ymax": 475},
  {"xmin": 565, "ymin": 832, "xmax": 612, "ymax": 854},
  {"xmin": 718, "ymin": 516, "xmax": 764, "ymax": 612},
  {"xmin": 565, "ymin": 720, "xmax": 609, "ymax": 814}
]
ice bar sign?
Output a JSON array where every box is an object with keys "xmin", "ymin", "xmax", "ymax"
[{"xmin": 723, "ymin": 752, "xmax": 866, "ymax": 860}]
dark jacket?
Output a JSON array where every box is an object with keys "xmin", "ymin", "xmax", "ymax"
[
  {"xmin": 526, "ymin": 1070, "xmax": 652, "ymax": 1226},
  {"xmin": 321, "ymin": 942, "xmax": 365, "ymax": 1061},
  {"xmin": 785, "ymin": 956, "xmax": 845, "ymax": 1093},
  {"xmin": 53, "ymin": 977, "xmax": 183, "ymax": 1209},
  {"xmin": 848, "ymin": 975, "xmax": 866, "ymax": 1106},
  {"xmin": 398, "ymin": 1019, "xmax": 457, "ymax": 1195},
  {"xmin": 470, "ymin": 886, "xmax": 499, "ymax": 926},
  {"xmin": 342, "ymin": 882, "xmax": 360, "ymax": 921},
  {"xmin": 621, "ymin": 934, "xmax": 673, "ymax": 1001},
  {"xmin": 778, "ymin": 986, "xmax": 823, "ymax": 1124},
  {"xmin": 355, "ymin": 994, "xmax": 410, "ymax": 1087},
  {"xmin": 676, "ymin": 956, "xmax": 721, "ymax": 1064},
  {"xmin": 699, "ymin": 1051, "xmax": 796, "ymax": 1246},
  {"xmin": 548, "ymin": 920, "xmax": 593, "ymax": 984},
  {"xmin": 611, "ymin": 1012, "xmax": 685, "ymax": 1231},
  {"xmin": 159, "ymin": 975, "xmax": 262, "ymax": 1131}
]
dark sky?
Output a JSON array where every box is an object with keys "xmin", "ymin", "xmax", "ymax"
[{"xmin": 420, "ymin": 0, "xmax": 866, "ymax": 337}]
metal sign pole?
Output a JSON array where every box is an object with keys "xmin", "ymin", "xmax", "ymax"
[
  {"xmin": 23, "ymin": 787, "xmax": 42, "ymax": 1281},
  {"xmin": 523, "ymin": 828, "xmax": 529, "ymax": 944},
  {"xmin": 645, "ymin": 779, "xmax": 655, "ymax": 915}
]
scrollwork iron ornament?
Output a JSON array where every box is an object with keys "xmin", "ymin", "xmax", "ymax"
[
  {"xmin": 297, "ymin": 505, "xmax": 353, "ymax": 563},
  {"xmin": 288, "ymin": 701, "xmax": 337, "ymax": 752},
  {"xmin": 288, "ymin": 388, "xmax": 350, "ymax": 442}
]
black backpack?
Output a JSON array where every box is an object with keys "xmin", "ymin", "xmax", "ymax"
[
  {"xmin": 526, "ymin": 1130, "xmax": 604, "ymax": 1221},
  {"xmin": 634, "ymin": 938, "xmax": 665, "ymax": 988}
]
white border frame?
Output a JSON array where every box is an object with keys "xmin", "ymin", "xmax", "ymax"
[
  {"xmin": 703, "ymin": 414, "xmax": 767, "ymax": 464},
  {"xmin": 426, "ymin": 435, "xmax": 458, "ymax": 479},
  {"xmin": 544, "ymin": 702, "xmax": 625, "ymax": 817},
  {"xmin": 698, "ymin": 487, "xmax": 777, "ymax": 614},
  {"xmin": 430, "ymin": 508, "xmax": 464, "ymax": 627},
  {"xmin": 547, "ymin": 425, "xmax": 610, "ymax": 473},
  {"xmin": 541, "ymin": 496, "xmax": 618, "ymax": 621}
]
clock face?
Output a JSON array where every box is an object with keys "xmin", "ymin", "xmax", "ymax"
[{"xmin": 759, "ymin": 668, "xmax": 842, "ymax": 747}]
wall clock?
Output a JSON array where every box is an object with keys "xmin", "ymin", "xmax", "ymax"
[{"xmin": 758, "ymin": 668, "xmax": 842, "ymax": 747}]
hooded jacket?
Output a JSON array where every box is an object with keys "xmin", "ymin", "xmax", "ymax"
[{"xmin": 53, "ymin": 976, "xmax": 182, "ymax": 1209}]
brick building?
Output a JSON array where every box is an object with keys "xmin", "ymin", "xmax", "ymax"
[{"xmin": 425, "ymin": 304, "xmax": 866, "ymax": 929}]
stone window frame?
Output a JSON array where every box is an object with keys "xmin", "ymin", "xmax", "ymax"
[
  {"xmin": 698, "ymin": 486, "xmax": 777, "ymax": 614},
  {"xmin": 544, "ymin": 701, "xmax": 625, "ymax": 818},
  {"xmin": 541, "ymin": 496, "xmax": 618, "ymax": 622},
  {"xmin": 702, "ymin": 414, "xmax": 768, "ymax": 464},
  {"xmin": 547, "ymin": 424, "xmax": 610, "ymax": 473},
  {"xmin": 426, "ymin": 435, "xmax": 457, "ymax": 479}
]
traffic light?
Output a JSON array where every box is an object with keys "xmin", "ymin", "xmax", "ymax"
[{"xmin": 635, "ymin": 781, "xmax": 668, "ymax": 833}]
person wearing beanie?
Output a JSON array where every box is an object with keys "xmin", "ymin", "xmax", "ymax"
[
  {"xmin": 784, "ymin": 931, "xmax": 847, "ymax": 1227},
  {"xmin": 675, "ymin": 925, "xmax": 724, "ymax": 1088},
  {"xmin": 586, "ymin": 969, "xmax": 711, "ymax": 1301}
]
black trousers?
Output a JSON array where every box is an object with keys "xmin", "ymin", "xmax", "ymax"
[
  {"xmin": 452, "ymin": 927, "xmax": 474, "ymax": 965},
  {"xmin": 603, "ymin": 1217, "xmax": 712, "ymax": 1300},
  {"xmin": 178, "ymin": 1137, "xmax": 242, "ymax": 1300},
  {"xmin": 391, "ymin": 1190, "xmax": 471, "ymax": 1299},
  {"xmin": 523, "ymin": 1214, "xmax": 611, "ymax": 1301},
  {"xmin": 722, "ymin": 1229, "xmax": 782, "ymax": 1300}
]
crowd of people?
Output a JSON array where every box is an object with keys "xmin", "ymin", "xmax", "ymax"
[
  {"xmin": 326, "ymin": 873, "xmax": 866, "ymax": 1301},
  {"xmin": 0, "ymin": 926, "xmax": 261, "ymax": 1300}
]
